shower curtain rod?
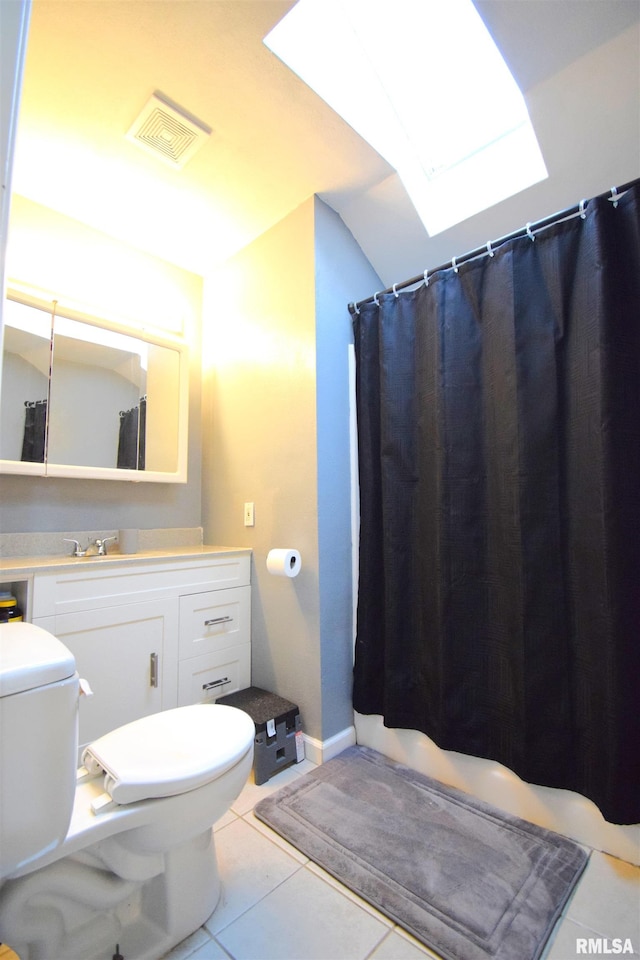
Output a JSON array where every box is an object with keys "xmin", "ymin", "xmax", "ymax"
[{"xmin": 348, "ymin": 178, "xmax": 638, "ymax": 315}]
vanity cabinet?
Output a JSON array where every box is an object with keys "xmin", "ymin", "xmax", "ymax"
[{"xmin": 26, "ymin": 551, "xmax": 251, "ymax": 756}]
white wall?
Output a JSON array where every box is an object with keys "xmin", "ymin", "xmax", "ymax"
[
  {"xmin": 6, "ymin": 195, "xmax": 199, "ymax": 336},
  {"xmin": 46, "ymin": 360, "xmax": 138, "ymax": 468},
  {"xmin": 202, "ymin": 196, "xmax": 381, "ymax": 746},
  {"xmin": 203, "ymin": 198, "xmax": 321, "ymax": 733}
]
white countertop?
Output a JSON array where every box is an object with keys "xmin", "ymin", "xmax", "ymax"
[{"xmin": 0, "ymin": 545, "xmax": 251, "ymax": 579}]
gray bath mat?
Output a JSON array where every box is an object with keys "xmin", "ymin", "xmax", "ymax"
[{"xmin": 254, "ymin": 746, "xmax": 588, "ymax": 960}]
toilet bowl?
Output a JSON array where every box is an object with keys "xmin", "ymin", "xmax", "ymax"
[{"xmin": 0, "ymin": 621, "xmax": 255, "ymax": 960}]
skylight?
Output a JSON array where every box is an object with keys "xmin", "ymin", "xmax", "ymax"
[{"xmin": 264, "ymin": 0, "xmax": 548, "ymax": 235}]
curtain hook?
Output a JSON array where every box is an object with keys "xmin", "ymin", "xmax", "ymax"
[
  {"xmin": 392, "ymin": 283, "xmax": 399, "ymax": 298},
  {"xmin": 373, "ymin": 291, "xmax": 380, "ymax": 305},
  {"xmin": 609, "ymin": 186, "xmax": 619, "ymax": 208},
  {"xmin": 526, "ymin": 222, "xmax": 536, "ymax": 242},
  {"xmin": 579, "ymin": 199, "xmax": 587, "ymax": 219},
  {"xmin": 423, "ymin": 269, "xmax": 429, "ymax": 287},
  {"xmin": 486, "ymin": 240, "xmax": 494, "ymax": 257},
  {"xmin": 350, "ymin": 301, "xmax": 360, "ymax": 315},
  {"xmin": 452, "ymin": 256, "xmax": 459, "ymax": 274}
]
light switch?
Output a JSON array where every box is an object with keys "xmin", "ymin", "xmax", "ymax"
[{"xmin": 244, "ymin": 502, "xmax": 255, "ymax": 527}]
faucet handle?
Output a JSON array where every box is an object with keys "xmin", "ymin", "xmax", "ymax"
[
  {"xmin": 63, "ymin": 538, "xmax": 87, "ymax": 558},
  {"xmin": 94, "ymin": 536, "xmax": 117, "ymax": 556}
]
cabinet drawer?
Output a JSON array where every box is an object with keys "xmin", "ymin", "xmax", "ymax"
[
  {"xmin": 179, "ymin": 585, "xmax": 250, "ymax": 660},
  {"xmin": 178, "ymin": 643, "xmax": 251, "ymax": 706}
]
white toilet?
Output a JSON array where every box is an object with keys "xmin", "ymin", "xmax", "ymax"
[{"xmin": 0, "ymin": 621, "xmax": 255, "ymax": 960}]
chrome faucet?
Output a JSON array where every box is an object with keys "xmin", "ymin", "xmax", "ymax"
[
  {"xmin": 92, "ymin": 536, "xmax": 116, "ymax": 556},
  {"xmin": 63, "ymin": 538, "xmax": 87, "ymax": 557},
  {"xmin": 63, "ymin": 536, "xmax": 117, "ymax": 557}
]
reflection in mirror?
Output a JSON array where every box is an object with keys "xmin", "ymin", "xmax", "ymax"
[
  {"xmin": 0, "ymin": 299, "xmax": 52, "ymax": 463},
  {"xmin": 48, "ymin": 317, "xmax": 147, "ymax": 470},
  {"xmin": 1, "ymin": 292, "xmax": 186, "ymax": 481}
]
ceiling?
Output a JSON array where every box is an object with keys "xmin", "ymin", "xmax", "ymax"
[{"xmin": 11, "ymin": 0, "xmax": 640, "ymax": 288}]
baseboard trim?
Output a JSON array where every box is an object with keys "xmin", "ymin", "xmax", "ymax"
[{"xmin": 303, "ymin": 725, "xmax": 356, "ymax": 765}]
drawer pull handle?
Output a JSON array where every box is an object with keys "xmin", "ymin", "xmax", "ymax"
[
  {"xmin": 204, "ymin": 616, "xmax": 232, "ymax": 626},
  {"xmin": 150, "ymin": 652, "xmax": 159, "ymax": 688},
  {"xmin": 202, "ymin": 677, "xmax": 231, "ymax": 692}
]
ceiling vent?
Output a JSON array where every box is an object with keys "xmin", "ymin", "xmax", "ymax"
[{"xmin": 126, "ymin": 92, "xmax": 211, "ymax": 169}]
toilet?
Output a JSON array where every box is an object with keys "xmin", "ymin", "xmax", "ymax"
[{"xmin": 0, "ymin": 621, "xmax": 255, "ymax": 960}]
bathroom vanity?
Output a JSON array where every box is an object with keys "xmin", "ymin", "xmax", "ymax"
[{"xmin": 0, "ymin": 547, "xmax": 251, "ymax": 756}]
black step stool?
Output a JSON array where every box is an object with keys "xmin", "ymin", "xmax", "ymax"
[{"xmin": 217, "ymin": 686, "xmax": 303, "ymax": 784}]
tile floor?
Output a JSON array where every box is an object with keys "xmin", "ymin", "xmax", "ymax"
[{"xmin": 163, "ymin": 758, "xmax": 640, "ymax": 960}]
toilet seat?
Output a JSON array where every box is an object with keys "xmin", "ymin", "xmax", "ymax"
[{"xmin": 82, "ymin": 703, "xmax": 254, "ymax": 805}]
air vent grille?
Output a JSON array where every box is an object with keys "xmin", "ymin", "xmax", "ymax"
[{"xmin": 126, "ymin": 92, "xmax": 211, "ymax": 168}]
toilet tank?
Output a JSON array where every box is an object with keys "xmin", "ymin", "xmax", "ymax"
[{"xmin": 0, "ymin": 622, "xmax": 79, "ymax": 879}]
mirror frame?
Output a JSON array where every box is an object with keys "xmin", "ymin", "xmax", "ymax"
[{"xmin": 0, "ymin": 288, "xmax": 189, "ymax": 483}]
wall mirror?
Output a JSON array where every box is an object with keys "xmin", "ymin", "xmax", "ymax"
[{"xmin": 0, "ymin": 292, "xmax": 188, "ymax": 482}]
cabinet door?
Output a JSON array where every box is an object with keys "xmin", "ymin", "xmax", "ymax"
[{"xmin": 54, "ymin": 598, "xmax": 178, "ymax": 755}]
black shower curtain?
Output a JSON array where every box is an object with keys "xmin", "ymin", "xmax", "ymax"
[
  {"xmin": 21, "ymin": 399, "xmax": 47, "ymax": 463},
  {"xmin": 352, "ymin": 183, "xmax": 640, "ymax": 824},
  {"xmin": 117, "ymin": 397, "xmax": 146, "ymax": 470}
]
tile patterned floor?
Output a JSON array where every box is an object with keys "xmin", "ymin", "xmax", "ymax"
[
  {"xmin": 0, "ymin": 760, "xmax": 637, "ymax": 960},
  {"xmin": 163, "ymin": 759, "xmax": 640, "ymax": 960}
]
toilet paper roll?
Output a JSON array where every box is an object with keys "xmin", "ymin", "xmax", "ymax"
[{"xmin": 266, "ymin": 548, "xmax": 301, "ymax": 578}]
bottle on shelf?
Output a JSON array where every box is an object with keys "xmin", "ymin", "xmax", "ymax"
[{"xmin": 0, "ymin": 592, "xmax": 23, "ymax": 622}]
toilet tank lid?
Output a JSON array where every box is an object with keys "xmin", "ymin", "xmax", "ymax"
[{"xmin": 0, "ymin": 622, "xmax": 76, "ymax": 697}]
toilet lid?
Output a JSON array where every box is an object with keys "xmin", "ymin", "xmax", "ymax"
[{"xmin": 82, "ymin": 703, "xmax": 255, "ymax": 805}]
